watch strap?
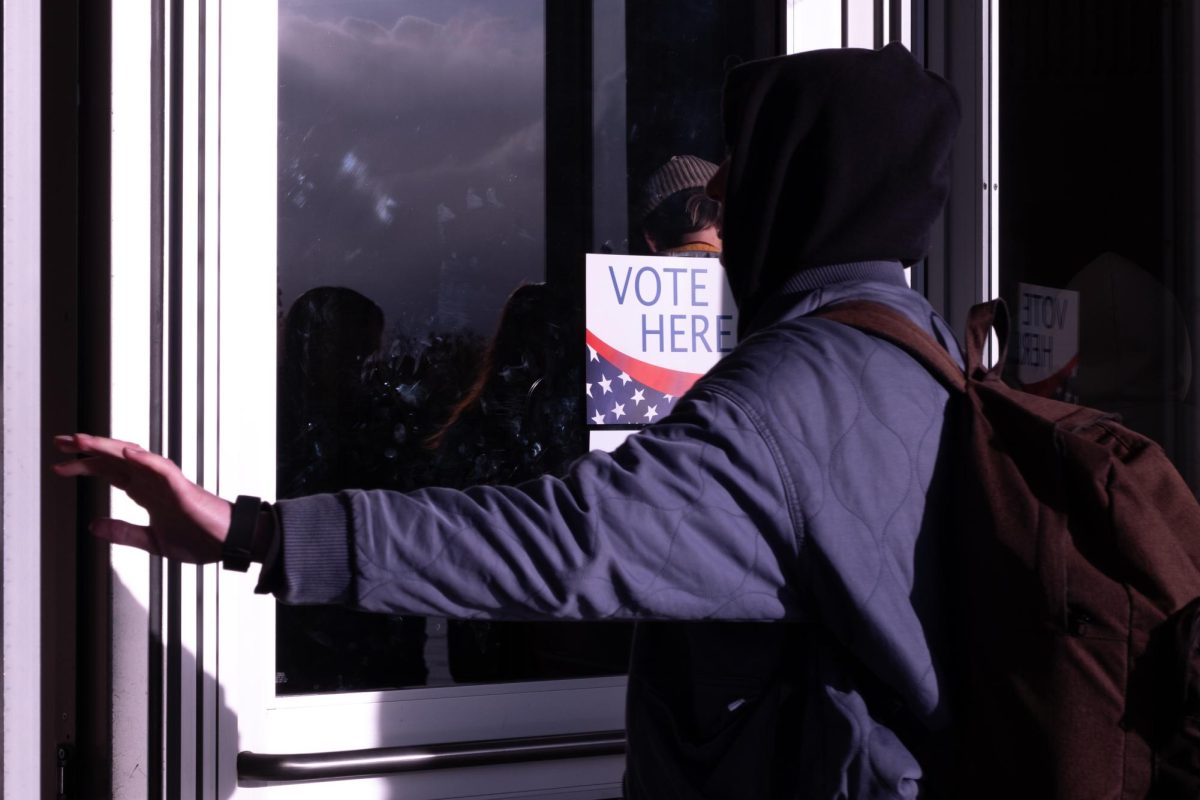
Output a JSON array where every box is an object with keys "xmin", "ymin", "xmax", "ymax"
[{"xmin": 222, "ymin": 495, "xmax": 261, "ymax": 572}]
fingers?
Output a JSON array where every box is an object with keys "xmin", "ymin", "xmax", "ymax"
[
  {"xmin": 53, "ymin": 435, "xmax": 178, "ymax": 492},
  {"xmin": 53, "ymin": 434, "xmax": 86, "ymax": 454},
  {"xmin": 54, "ymin": 434, "xmax": 169, "ymax": 475},
  {"xmin": 52, "ymin": 455, "xmax": 131, "ymax": 489},
  {"xmin": 91, "ymin": 519, "xmax": 164, "ymax": 557},
  {"xmin": 54, "ymin": 433, "xmax": 145, "ymax": 457}
]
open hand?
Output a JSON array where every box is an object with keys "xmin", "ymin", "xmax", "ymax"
[{"xmin": 53, "ymin": 433, "xmax": 231, "ymax": 563}]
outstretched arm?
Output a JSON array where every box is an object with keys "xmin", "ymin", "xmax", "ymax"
[
  {"xmin": 55, "ymin": 386, "xmax": 804, "ymax": 623},
  {"xmin": 52, "ymin": 433, "xmax": 272, "ymax": 563},
  {"xmin": 270, "ymin": 388, "xmax": 802, "ymax": 621}
]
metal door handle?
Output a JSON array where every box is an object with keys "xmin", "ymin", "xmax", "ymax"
[{"xmin": 238, "ymin": 730, "xmax": 626, "ymax": 783}]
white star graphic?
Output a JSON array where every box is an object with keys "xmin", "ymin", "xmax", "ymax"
[
  {"xmin": 591, "ymin": 410, "xmax": 606, "ymax": 425},
  {"xmin": 630, "ymin": 388, "xmax": 645, "ymax": 406},
  {"xmin": 663, "ymin": 393, "xmax": 674, "ymax": 403},
  {"xmin": 618, "ymin": 371, "xmax": 632, "ymax": 385},
  {"xmin": 611, "ymin": 402, "xmax": 626, "ymax": 420},
  {"xmin": 598, "ymin": 374, "xmax": 613, "ymax": 394},
  {"xmin": 585, "ymin": 383, "xmax": 593, "ymax": 398},
  {"xmin": 587, "ymin": 344, "xmax": 599, "ymax": 362},
  {"xmin": 644, "ymin": 404, "xmax": 659, "ymax": 422}
]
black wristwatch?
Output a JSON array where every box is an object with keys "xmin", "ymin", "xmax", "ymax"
[{"xmin": 222, "ymin": 495, "xmax": 262, "ymax": 572}]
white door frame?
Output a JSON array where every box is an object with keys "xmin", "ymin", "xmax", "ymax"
[{"xmin": 3, "ymin": 0, "xmax": 44, "ymax": 796}]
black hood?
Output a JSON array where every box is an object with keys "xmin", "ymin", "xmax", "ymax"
[{"xmin": 718, "ymin": 43, "xmax": 961, "ymax": 331}]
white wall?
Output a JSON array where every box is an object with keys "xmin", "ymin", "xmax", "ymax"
[{"xmin": 2, "ymin": 0, "xmax": 43, "ymax": 796}]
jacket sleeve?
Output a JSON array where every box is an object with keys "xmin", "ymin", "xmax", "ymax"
[{"xmin": 262, "ymin": 385, "xmax": 805, "ymax": 621}]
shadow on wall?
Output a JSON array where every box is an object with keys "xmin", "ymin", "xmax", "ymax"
[{"xmin": 109, "ymin": 572, "xmax": 239, "ymax": 799}]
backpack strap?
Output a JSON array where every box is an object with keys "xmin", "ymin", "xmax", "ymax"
[
  {"xmin": 812, "ymin": 300, "xmax": 970, "ymax": 393},
  {"xmin": 964, "ymin": 300, "xmax": 1010, "ymax": 381}
]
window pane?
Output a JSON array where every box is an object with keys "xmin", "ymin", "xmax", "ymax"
[
  {"xmin": 276, "ymin": 0, "xmax": 563, "ymax": 695},
  {"xmin": 999, "ymin": 1, "xmax": 1200, "ymax": 489},
  {"xmin": 274, "ymin": 0, "xmax": 778, "ymax": 696}
]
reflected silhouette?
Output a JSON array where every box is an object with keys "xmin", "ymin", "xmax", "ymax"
[
  {"xmin": 277, "ymin": 287, "xmax": 443, "ymax": 693},
  {"xmin": 275, "ymin": 284, "xmax": 630, "ymax": 692},
  {"xmin": 428, "ymin": 283, "xmax": 631, "ymax": 682},
  {"xmin": 1067, "ymin": 252, "xmax": 1194, "ymax": 450}
]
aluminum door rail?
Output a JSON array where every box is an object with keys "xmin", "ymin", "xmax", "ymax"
[{"xmin": 238, "ymin": 730, "xmax": 626, "ymax": 783}]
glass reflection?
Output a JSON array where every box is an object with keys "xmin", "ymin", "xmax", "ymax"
[
  {"xmin": 274, "ymin": 0, "xmax": 764, "ymax": 696},
  {"xmin": 999, "ymin": 0, "xmax": 1200, "ymax": 490},
  {"xmin": 276, "ymin": 0, "xmax": 596, "ymax": 695},
  {"xmin": 278, "ymin": 1, "xmax": 546, "ymax": 335}
]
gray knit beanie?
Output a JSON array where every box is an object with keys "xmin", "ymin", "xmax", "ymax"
[{"xmin": 634, "ymin": 155, "xmax": 720, "ymax": 223}]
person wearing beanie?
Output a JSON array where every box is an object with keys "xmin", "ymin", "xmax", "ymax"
[
  {"xmin": 636, "ymin": 155, "xmax": 723, "ymax": 256},
  {"xmin": 59, "ymin": 43, "xmax": 963, "ymax": 799}
]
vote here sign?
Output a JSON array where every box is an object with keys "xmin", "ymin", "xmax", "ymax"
[
  {"xmin": 1016, "ymin": 282, "xmax": 1079, "ymax": 400},
  {"xmin": 584, "ymin": 253, "xmax": 737, "ymax": 427}
]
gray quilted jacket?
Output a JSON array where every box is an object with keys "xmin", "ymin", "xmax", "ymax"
[{"xmin": 265, "ymin": 260, "xmax": 962, "ymax": 798}]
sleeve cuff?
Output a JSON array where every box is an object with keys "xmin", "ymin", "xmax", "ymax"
[
  {"xmin": 252, "ymin": 504, "xmax": 284, "ymax": 595},
  {"xmin": 258, "ymin": 493, "xmax": 355, "ymax": 605}
]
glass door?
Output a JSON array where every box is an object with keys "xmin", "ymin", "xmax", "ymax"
[
  {"xmin": 217, "ymin": 2, "xmax": 784, "ymax": 797},
  {"xmin": 995, "ymin": 0, "xmax": 1200, "ymax": 489},
  {"xmin": 272, "ymin": 0, "xmax": 619, "ymax": 700}
]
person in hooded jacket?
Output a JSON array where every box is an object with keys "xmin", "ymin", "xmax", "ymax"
[{"xmin": 56, "ymin": 43, "xmax": 963, "ymax": 799}]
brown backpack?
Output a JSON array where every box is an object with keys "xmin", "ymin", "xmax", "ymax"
[{"xmin": 818, "ymin": 299, "xmax": 1200, "ymax": 799}]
